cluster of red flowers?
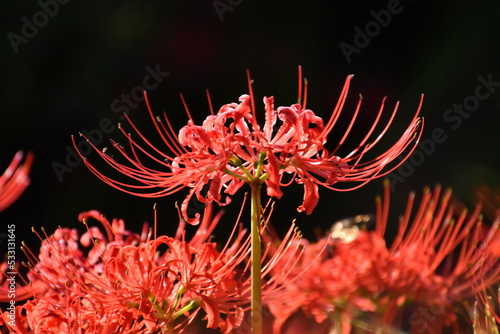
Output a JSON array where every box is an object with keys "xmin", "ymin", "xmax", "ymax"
[
  {"xmin": 1, "ymin": 69, "xmax": 500, "ymax": 333},
  {"xmin": 0, "ymin": 202, "xmax": 303, "ymax": 333},
  {"xmin": 265, "ymin": 182, "xmax": 500, "ymax": 333}
]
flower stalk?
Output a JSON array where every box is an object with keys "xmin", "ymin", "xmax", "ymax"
[
  {"xmin": 250, "ymin": 181, "xmax": 263, "ymax": 334},
  {"xmin": 225, "ymin": 148, "xmax": 269, "ymax": 333},
  {"xmin": 231, "ymin": 150, "xmax": 265, "ymax": 333}
]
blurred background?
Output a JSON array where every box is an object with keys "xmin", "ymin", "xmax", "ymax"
[{"xmin": 1, "ymin": 1, "xmax": 500, "ymax": 248}]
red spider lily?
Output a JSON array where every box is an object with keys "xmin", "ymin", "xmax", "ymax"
[
  {"xmin": 0, "ymin": 212, "xmax": 152, "ymax": 333},
  {"xmin": 0, "ymin": 151, "xmax": 33, "ymax": 212},
  {"xmin": 264, "ymin": 230, "xmax": 379, "ymax": 333},
  {"xmin": 75, "ymin": 68, "xmax": 423, "ymax": 224},
  {"xmin": 265, "ymin": 182, "xmax": 500, "ymax": 333},
  {"xmin": 0, "ymin": 203, "xmax": 302, "ymax": 333}
]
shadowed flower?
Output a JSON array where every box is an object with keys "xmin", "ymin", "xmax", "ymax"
[
  {"xmin": 472, "ymin": 184, "xmax": 500, "ymax": 260},
  {"xmin": 265, "ymin": 182, "xmax": 500, "ymax": 333},
  {"xmin": 0, "ymin": 151, "xmax": 33, "ymax": 212},
  {"xmin": 472, "ymin": 283, "xmax": 500, "ymax": 334},
  {"xmin": 76, "ymin": 68, "xmax": 423, "ymax": 223}
]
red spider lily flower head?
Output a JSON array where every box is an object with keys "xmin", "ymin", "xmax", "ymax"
[
  {"xmin": 364, "ymin": 183, "xmax": 500, "ymax": 331},
  {"xmin": 0, "ymin": 203, "xmax": 302, "ymax": 333},
  {"xmin": 0, "ymin": 151, "xmax": 33, "ymax": 212},
  {"xmin": 0, "ymin": 211, "xmax": 152, "ymax": 333},
  {"xmin": 264, "ymin": 229, "xmax": 380, "ymax": 333},
  {"xmin": 265, "ymin": 182, "xmax": 500, "ymax": 333},
  {"xmin": 75, "ymin": 67, "xmax": 423, "ymax": 224},
  {"xmin": 0, "ymin": 211, "xmax": 150, "ymax": 304}
]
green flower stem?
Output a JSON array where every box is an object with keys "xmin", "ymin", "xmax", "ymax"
[
  {"xmin": 172, "ymin": 299, "xmax": 199, "ymax": 321},
  {"xmin": 254, "ymin": 151, "xmax": 267, "ymax": 179},
  {"xmin": 229, "ymin": 155, "xmax": 254, "ymax": 180},
  {"xmin": 227, "ymin": 152, "xmax": 266, "ymax": 334},
  {"xmin": 225, "ymin": 168, "xmax": 249, "ymax": 181},
  {"xmin": 163, "ymin": 286, "xmax": 186, "ymax": 321},
  {"xmin": 250, "ymin": 181, "xmax": 263, "ymax": 334},
  {"xmin": 332, "ymin": 310, "xmax": 343, "ymax": 334}
]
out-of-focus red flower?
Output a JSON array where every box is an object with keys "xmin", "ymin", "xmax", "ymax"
[
  {"xmin": 0, "ymin": 151, "xmax": 33, "ymax": 212},
  {"xmin": 264, "ymin": 226, "xmax": 383, "ymax": 333},
  {"xmin": 474, "ymin": 183, "xmax": 500, "ymax": 221},
  {"xmin": 472, "ymin": 183, "xmax": 500, "ymax": 260},
  {"xmin": 265, "ymin": 182, "xmax": 500, "ymax": 333},
  {"xmin": 76, "ymin": 68, "xmax": 423, "ymax": 224}
]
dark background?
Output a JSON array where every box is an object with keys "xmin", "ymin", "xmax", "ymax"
[{"xmin": 1, "ymin": 1, "xmax": 500, "ymax": 249}]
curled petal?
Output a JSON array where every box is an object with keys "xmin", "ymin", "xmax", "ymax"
[
  {"xmin": 297, "ymin": 177, "xmax": 319, "ymax": 214},
  {"xmin": 265, "ymin": 152, "xmax": 283, "ymax": 199}
]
